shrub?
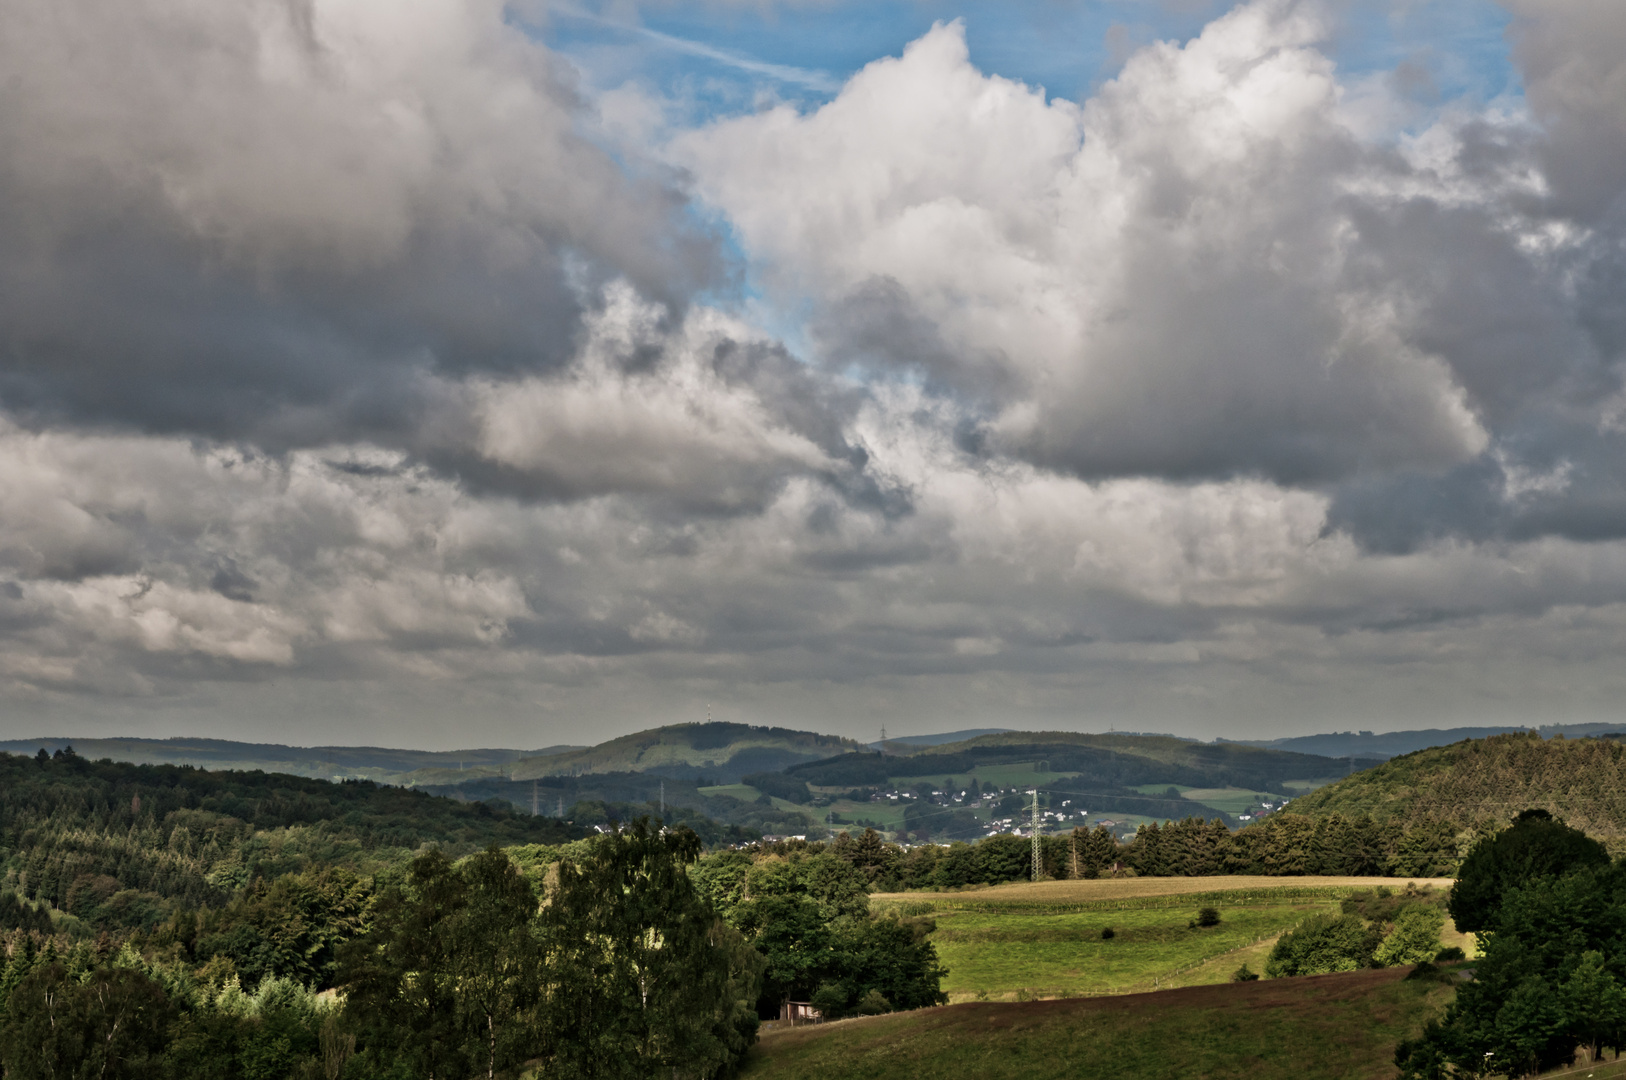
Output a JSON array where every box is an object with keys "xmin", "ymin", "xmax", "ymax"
[
  {"xmin": 1196, "ymin": 907, "xmax": 1221, "ymax": 927},
  {"xmin": 1374, "ymin": 905, "xmax": 1447, "ymax": 967},
  {"xmin": 1265, "ymin": 914, "xmax": 1383, "ymax": 977},
  {"xmin": 1231, "ymin": 964, "xmax": 1260, "ymax": 982},
  {"xmin": 855, "ymin": 990, "xmax": 892, "ymax": 1016},
  {"xmin": 1433, "ymin": 945, "xmax": 1466, "ymax": 962},
  {"xmin": 1100, "ymin": 927, "xmax": 1115, "ymax": 940}
]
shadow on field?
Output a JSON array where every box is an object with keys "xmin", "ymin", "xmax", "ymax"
[{"xmin": 746, "ymin": 967, "xmax": 1454, "ymax": 1080}]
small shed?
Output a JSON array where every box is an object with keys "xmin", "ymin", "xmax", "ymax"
[{"xmin": 780, "ymin": 1001, "xmax": 823, "ymax": 1024}]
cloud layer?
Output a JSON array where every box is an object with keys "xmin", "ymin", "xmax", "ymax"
[{"xmin": 1, "ymin": 0, "xmax": 1625, "ymax": 744}]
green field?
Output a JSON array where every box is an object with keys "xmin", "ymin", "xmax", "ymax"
[
  {"xmin": 697, "ymin": 783, "xmax": 763, "ymax": 800},
  {"xmin": 828, "ymin": 798, "xmax": 911, "ymax": 832},
  {"xmin": 923, "ymin": 901, "xmax": 1328, "ymax": 998},
  {"xmin": 872, "ymin": 877, "xmax": 1464, "ymax": 1000},
  {"xmin": 741, "ymin": 968, "xmax": 1458, "ymax": 1080}
]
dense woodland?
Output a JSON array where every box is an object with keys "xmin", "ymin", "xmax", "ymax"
[{"xmin": 1289, "ymin": 733, "xmax": 1626, "ymax": 852}]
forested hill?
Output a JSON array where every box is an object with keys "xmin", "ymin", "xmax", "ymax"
[
  {"xmin": 0, "ymin": 748, "xmax": 582, "ymax": 918},
  {"xmin": 506, "ymin": 722, "xmax": 862, "ymax": 783},
  {"xmin": 789, "ymin": 730, "xmax": 1363, "ymax": 793},
  {"xmin": 0, "ymin": 737, "xmax": 582, "ymax": 786},
  {"xmin": 1285, "ymin": 733, "xmax": 1626, "ymax": 847}
]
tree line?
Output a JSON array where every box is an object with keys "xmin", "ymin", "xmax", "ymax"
[{"xmin": 736, "ymin": 813, "xmax": 1474, "ymax": 892}]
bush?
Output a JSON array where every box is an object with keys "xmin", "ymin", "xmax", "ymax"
[
  {"xmin": 810, "ymin": 982, "xmax": 850, "ymax": 1021},
  {"xmin": 1196, "ymin": 907, "xmax": 1221, "ymax": 927},
  {"xmin": 1433, "ymin": 945, "xmax": 1466, "ymax": 962},
  {"xmin": 855, "ymin": 990, "xmax": 892, "ymax": 1016},
  {"xmin": 1231, "ymin": 964, "xmax": 1260, "ymax": 982},
  {"xmin": 1100, "ymin": 927, "xmax": 1115, "ymax": 940},
  {"xmin": 1265, "ymin": 914, "xmax": 1383, "ymax": 977},
  {"xmin": 1374, "ymin": 905, "xmax": 1447, "ymax": 967}
]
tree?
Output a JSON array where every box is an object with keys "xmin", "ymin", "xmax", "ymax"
[
  {"xmin": 544, "ymin": 821, "xmax": 761, "ymax": 1080},
  {"xmin": 338, "ymin": 849, "xmax": 469, "ymax": 1080},
  {"xmin": 823, "ymin": 913, "xmax": 947, "ymax": 1017},
  {"xmin": 1448, "ymin": 809, "xmax": 1609, "ymax": 933},
  {"xmin": 453, "ymin": 848, "xmax": 543, "ymax": 1080},
  {"xmin": 1398, "ymin": 853, "xmax": 1626, "ymax": 1077},
  {"xmin": 0, "ymin": 964, "xmax": 174, "ymax": 1080}
]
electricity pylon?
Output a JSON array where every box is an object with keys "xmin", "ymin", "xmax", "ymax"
[{"xmin": 1030, "ymin": 789, "xmax": 1043, "ymax": 880}]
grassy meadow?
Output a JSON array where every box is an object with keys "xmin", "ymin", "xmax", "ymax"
[
  {"xmin": 1128, "ymin": 785, "xmax": 1288, "ymax": 815},
  {"xmin": 871, "ymin": 876, "xmax": 1462, "ymax": 1000},
  {"xmin": 741, "ymin": 968, "xmax": 1458, "ymax": 1080}
]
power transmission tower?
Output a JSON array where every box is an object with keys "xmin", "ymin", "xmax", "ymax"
[
  {"xmin": 531, "ymin": 780, "xmax": 539, "ymax": 817},
  {"xmin": 1030, "ymin": 789, "xmax": 1043, "ymax": 881},
  {"xmin": 556, "ymin": 794, "xmax": 564, "ymax": 818},
  {"xmin": 659, "ymin": 780, "xmax": 665, "ymax": 817}
]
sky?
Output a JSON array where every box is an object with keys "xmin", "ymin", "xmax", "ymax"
[{"xmin": 1, "ymin": 0, "xmax": 1625, "ymax": 749}]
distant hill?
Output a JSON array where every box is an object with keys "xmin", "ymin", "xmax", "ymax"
[
  {"xmin": 1285, "ymin": 732, "xmax": 1626, "ymax": 848},
  {"xmin": 507, "ymin": 722, "xmax": 862, "ymax": 784},
  {"xmin": 903, "ymin": 731, "xmax": 1371, "ymax": 791},
  {"xmin": 869, "ymin": 729, "xmax": 1013, "ymax": 751},
  {"xmin": 1231, "ymin": 721, "xmax": 1626, "ymax": 761},
  {"xmin": 785, "ymin": 730, "xmax": 1374, "ymax": 825},
  {"xmin": 0, "ymin": 736, "xmax": 582, "ymax": 785}
]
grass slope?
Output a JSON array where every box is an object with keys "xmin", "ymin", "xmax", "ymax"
[
  {"xmin": 925, "ymin": 903, "xmax": 1322, "ymax": 998},
  {"xmin": 871, "ymin": 876, "xmax": 1456, "ymax": 1000},
  {"xmin": 743, "ymin": 968, "xmax": 1454, "ymax": 1080},
  {"xmin": 1286, "ymin": 732, "xmax": 1626, "ymax": 849}
]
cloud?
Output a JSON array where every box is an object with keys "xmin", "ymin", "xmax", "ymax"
[
  {"xmin": 670, "ymin": 3, "xmax": 1625, "ymax": 501},
  {"xmin": 0, "ymin": 0, "xmax": 718, "ymax": 448},
  {"xmin": 1, "ymin": 0, "xmax": 1626, "ymax": 742}
]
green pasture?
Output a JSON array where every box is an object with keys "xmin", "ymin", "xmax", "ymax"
[
  {"xmin": 917, "ymin": 899, "xmax": 1334, "ymax": 998},
  {"xmin": 1280, "ymin": 777, "xmax": 1339, "ymax": 792},
  {"xmin": 741, "ymin": 968, "xmax": 1459, "ymax": 1080},
  {"xmin": 828, "ymin": 799, "xmax": 910, "ymax": 831}
]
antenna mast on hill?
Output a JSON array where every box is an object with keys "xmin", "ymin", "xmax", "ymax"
[
  {"xmin": 1030, "ymin": 790, "xmax": 1043, "ymax": 881},
  {"xmin": 880, "ymin": 725, "xmax": 887, "ymax": 744}
]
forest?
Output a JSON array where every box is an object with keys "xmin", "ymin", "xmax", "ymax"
[{"xmin": 0, "ymin": 751, "xmax": 949, "ymax": 1079}]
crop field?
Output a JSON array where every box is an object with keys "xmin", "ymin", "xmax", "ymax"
[
  {"xmin": 871, "ymin": 876, "xmax": 1462, "ymax": 1000},
  {"xmin": 741, "ymin": 967, "xmax": 1459, "ymax": 1080}
]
